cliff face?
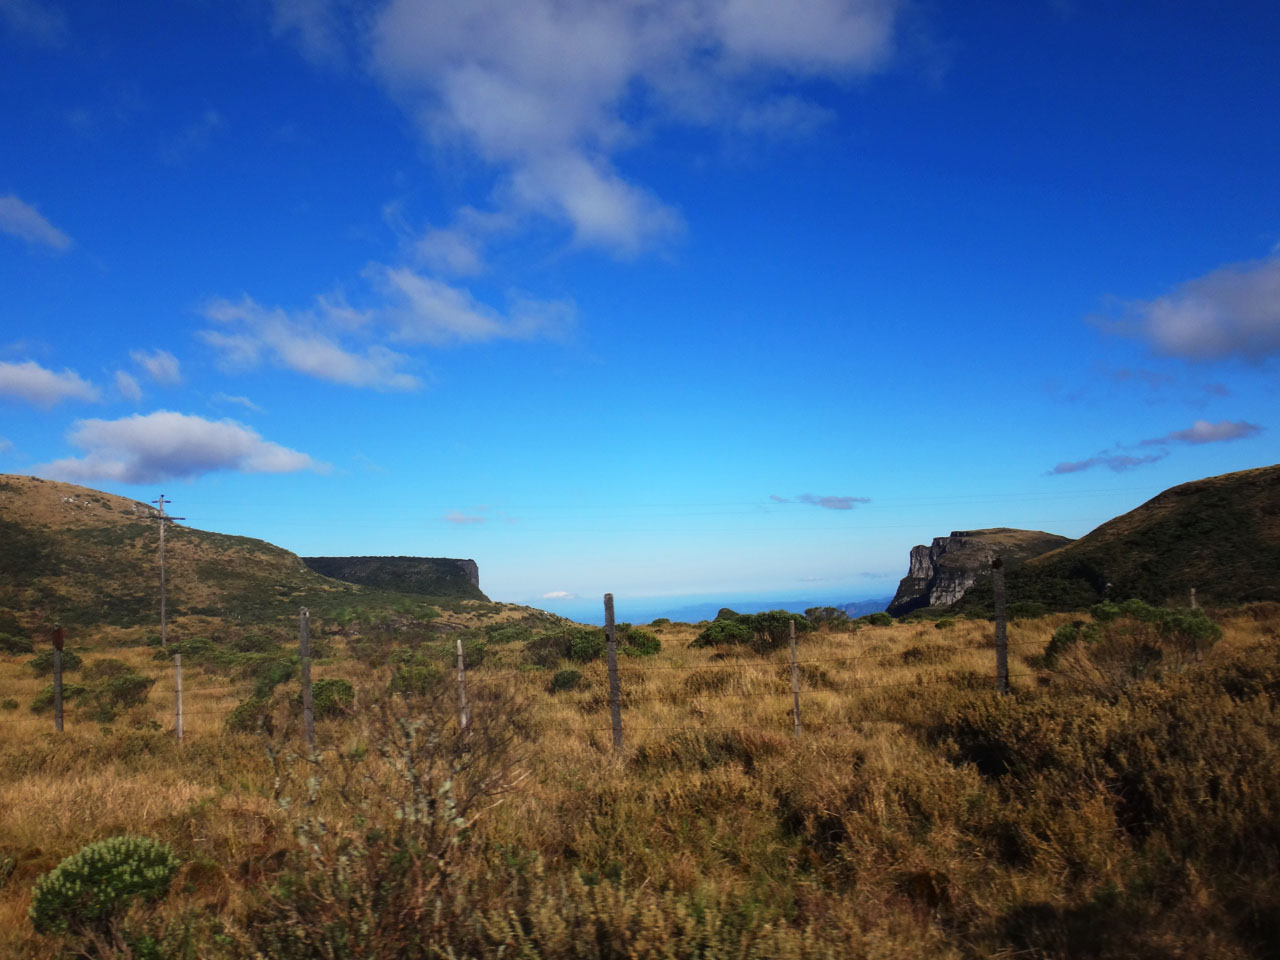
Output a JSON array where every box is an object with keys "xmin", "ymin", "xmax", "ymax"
[
  {"xmin": 302, "ymin": 556, "xmax": 486, "ymax": 601},
  {"xmin": 887, "ymin": 528, "xmax": 1073, "ymax": 617}
]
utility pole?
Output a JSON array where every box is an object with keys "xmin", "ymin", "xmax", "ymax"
[{"xmin": 151, "ymin": 495, "xmax": 185, "ymax": 649}]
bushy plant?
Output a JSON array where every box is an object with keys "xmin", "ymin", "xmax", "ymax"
[
  {"xmin": 29, "ymin": 835, "xmax": 179, "ymax": 938},
  {"xmin": 310, "ymin": 678, "xmax": 354, "ymax": 718},
  {"xmin": 27, "ymin": 648, "xmax": 82, "ymax": 674},
  {"xmin": 226, "ymin": 696, "xmax": 273, "ymax": 734},
  {"xmin": 691, "ymin": 618, "xmax": 753, "ymax": 648},
  {"xmin": 0, "ymin": 632, "xmax": 33, "ymax": 655},
  {"xmin": 83, "ymin": 657, "xmax": 133, "ymax": 680},
  {"xmin": 389, "ymin": 655, "xmax": 443, "ymax": 698},
  {"xmin": 254, "ymin": 658, "xmax": 297, "ymax": 698},
  {"xmin": 549, "ymin": 669, "xmax": 582, "ymax": 693},
  {"xmin": 865, "ymin": 612, "xmax": 894, "ymax": 627},
  {"xmin": 79, "ymin": 671, "xmax": 155, "ymax": 722},
  {"xmin": 486, "ymin": 624, "xmax": 533, "ymax": 644},
  {"xmin": 620, "ymin": 625, "xmax": 661, "ymax": 657},
  {"xmin": 29, "ymin": 683, "xmax": 86, "ymax": 713},
  {"xmin": 1007, "ymin": 601, "xmax": 1047, "ymax": 620},
  {"xmin": 1, "ymin": 697, "xmax": 18, "ymax": 710},
  {"xmin": 805, "ymin": 606, "xmax": 853, "ymax": 630},
  {"xmin": 935, "ymin": 618, "xmax": 956, "ymax": 630},
  {"xmin": 568, "ymin": 629, "xmax": 605, "ymax": 663}
]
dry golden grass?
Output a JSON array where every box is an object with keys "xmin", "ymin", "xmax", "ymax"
[{"xmin": 0, "ymin": 607, "xmax": 1276, "ymax": 958}]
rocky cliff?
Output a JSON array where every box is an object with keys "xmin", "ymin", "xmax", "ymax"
[
  {"xmin": 887, "ymin": 527, "xmax": 1073, "ymax": 617},
  {"xmin": 302, "ymin": 556, "xmax": 486, "ymax": 601}
]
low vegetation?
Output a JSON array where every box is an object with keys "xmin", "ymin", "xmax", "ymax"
[{"xmin": 1, "ymin": 601, "xmax": 1277, "ymax": 958}]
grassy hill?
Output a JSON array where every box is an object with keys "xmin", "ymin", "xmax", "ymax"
[
  {"xmin": 0, "ymin": 474, "xmax": 497, "ymax": 635},
  {"xmin": 958, "ymin": 464, "xmax": 1280, "ymax": 612}
]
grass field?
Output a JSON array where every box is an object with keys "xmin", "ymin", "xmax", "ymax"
[{"xmin": 1, "ymin": 605, "xmax": 1278, "ymax": 958}]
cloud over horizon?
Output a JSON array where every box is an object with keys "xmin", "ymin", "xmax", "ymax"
[
  {"xmin": 0, "ymin": 359, "xmax": 98, "ymax": 406},
  {"xmin": 36, "ymin": 410, "xmax": 322, "ymax": 484},
  {"xmin": 772, "ymin": 493, "xmax": 871, "ymax": 509}
]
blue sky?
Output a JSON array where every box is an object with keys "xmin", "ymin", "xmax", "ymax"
[{"xmin": 2, "ymin": 0, "xmax": 1278, "ymax": 621}]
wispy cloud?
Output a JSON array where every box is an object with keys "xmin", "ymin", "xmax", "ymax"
[
  {"xmin": 159, "ymin": 108, "xmax": 225, "ymax": 165},
  {"xmin": 115, "ymin": 370, "xmax": 142, "ymax": 403},
  {"xmin": 0, "ymin": 0, "xmax": 66, "ymax": 45},
  {"xmin": 36, "ymin": 411, "xmax": 323, "ymax": 484},
  {"xmin": 444, "ymin": 510, "xmax": 486, "ymax": 525},
  {"xmin": 278, "ymin": 0, "xmax": 901, "ymax": 260},
  {"xmin": 0, "ymin": 194, "xmax": 72, "ymax": 251},
  {"xmin": 542, "ymin": 590, "xmax": 575, "ymax": 599},
  {"xmin": 1051, "ymin": 418, "xmax": 1263, "ymax": 474},
  {"xmin": 1104, "ymin": 253, "xmax": 1280, "ymax": 362},
  {"xmin": 0, "ymin": 435, "xmax": 12, "ymax": 453},
  {"xmin": 211, "ymin": 392, "xmax": 263, "ymax": 413},
  {"xmin": 1051, "ymin": 452, "xmax": 1168, "ymax": 475},
  {"xmin": 1139, "ymin": 418, "xmax": 1262, "ymax": 446},
  {"xmin": 0, "ymin": 360, "xmax": 98, "ymax": 406},
  {"xmin": 201, "ymin": 296, "xmax": 421, "ymax": 391},
  {"xmin": 771, "ymin": 493, "xmax": 871, "ymax": 510},
  {"xmin": 131, "ymin": 348, "xmax": 182, "ymax": 385}
]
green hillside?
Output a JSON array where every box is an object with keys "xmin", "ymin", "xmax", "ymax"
[
  {"xmin": 958, "ymin": 464, "xmax": 1280, "ymax": 612},
  {"xmin": 0, "ymin": 474, "xmax": 491, "ymax": 634}
]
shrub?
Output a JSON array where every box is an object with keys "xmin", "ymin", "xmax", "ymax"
[
  {"xmin": 865, "ymin": 612, "xmax": 894, "ymax": 627},
  {"xmin": 692, "ymin": 619, "xmax": 754, "ymax": 648},
  {"xmin": 1, "ymin": 697, "xmax": 18, "ymax": 710},
  {"xmin": 805, "ymin": 606, "xmax": 853, "ymax": 630},
  {"xmin": 568, "ymin": 629, "xmax": 605, "ymax": 663},
  {"xmin": 389, "ymin": 657, "xmax": 444, "ymax": 698},
  {"xmin": 79, "ymin": 671, "xmax": 155, "ymax": 722},
  {"xmin": 935, "ymin": 618, "xmax": 956, "ymax": 630},
  {"xmin": 30, "ymin": 683, "xmax": 86, "ymax": 714},
  {"xmin": 0, "ymin": 632, "xmax": 33, "ymax": 655},
  {"xmin": 487, "ymin": 624, "xmax": 533, "ymax": 645},
  {"xmin": 27, "ymin": 649, "xmax": 82, "ymax": 675},
  {"xmin": 29, "ymin": 835, "xmax": 179, "ymax": 938},
  {"xmin": 650, "ymin": 618, "xmax": 671, "ymax": 627},
  {"xmin": 226, "ymin": 696, "xmax": 273, "ymax": 734},
  {"xmin": 549, "ymin": 669, "xmax": 582, "ymax": 693},
  {"xmin": 620, "ymin": 625, "xmax": 661, "ymax": 657},
  {"xmin": 310, "ymin": 678, "xmax": 354, "ymax": 718},
  {"xmin": 1007, "ymin": 601, "xmax": 1047, "ymax": 620},
  {"xmin": 83, "ymin": 657, "xmax": 133, "ymax": 680},
  {"xmin": 230, "ymin": 633, "xmax": 278, "ymax": 654},
  {"xmin": 254, "ymin": 658, "xmax": 297, "ymax": 698}
]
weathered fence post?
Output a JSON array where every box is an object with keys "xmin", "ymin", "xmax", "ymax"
[
  {"xmin": 456, "ymin": 636, "xmax": 470, "ymax": 736},
  {"xmin": 52, "ymin": 625, "xmax": 64, "ymax": 733},
  {"xmin": 300, "ymin": 607, "xmax": 315, "ymax": 752},
  {"xmin": 1190, "ymin": 587, "xmax": 1198, "ymax": 610},
  {"xmin": 992, "ymin": 557, "xmax": 1009, "ymax": 695},
  {"xmin": 604, "ymin": 593, "xmax": 623, "ymax": 750},
  {"xmin": 173, "ymin": 652, "xmax": 183, "ymax": 741},
  {"xmin": 790, "ymin": 619, "xmax": 802, "ymax": 736}
]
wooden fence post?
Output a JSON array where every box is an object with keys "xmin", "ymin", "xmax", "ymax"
[
  {"xmin": 604, "ymin": 593, "xmax": 623, "ymax": 750},
  {"xmin": 300, "ymin": 607, "xmax": 315, "ymax": 752},
  {"xmin": 173, "ymin": 652, "xmax": 183, "ymax": 741},
  {"xmin": 790, "ymin": 619, "xmax": 802, "ymax": 736},
  {"xmin": 51, "ymin": 625, "xmax": 64, "ymax": 733},
  {"xmin": 456, "ymin": 636, "xmax": 470, "ymax": 736},
  {"xmin": 992, "ymin": 557, "xmax": 1009, "ymax": 695},
  {"xmin": 1190, "ymin": 587, "xmax": 1198, "ymax": 610}
]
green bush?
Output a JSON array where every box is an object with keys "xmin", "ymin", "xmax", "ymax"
[
  {"xmin": 310, "ymin": 678, "xmax": 354, "ymax": 718},
  {"xmin": 27, "ymin": 649, "xmax": 82, "ymax": 675},
  {"xmin": 865, "ymin": 612, "xmax": 894, "ymax": 627},
  {"xmin": 568, "ymin": 629, "xmax": 605, "ymax": 663},
  {"xmin": 934, "ymin": 618, "xmax": 956, "ymax": 630},
  {"xmin": 29, "ymin": 683, "xmax": 86, "ymax": 714},
  {"xmin": 650, "ymin": 618, "xmax": 671, "ymax": 628},
  {"xmin": 226, "ymin": 696, "xmax": 273, "ymax": 734},
  {"xmin": 83, "ymin": 657, "xmax": 134, "ymax": 680},
  {"xmin": 389, "ymin": 657, "xmax": 444, "ymax": 698},
  {"xmin": 620, "ymin": 625, "xmax": 661, "ymax": 657},
  {"xmin": 79, "ymin": 671, "xmax": 156, "ymax": 722},
  {"xmin": 805, "ymin": 606, "xmax": 853, "ymax": 630},
  {"xmin": 549, "ymin": 669, "xmax": 582, "ymax": 693},
  {"xmin": 486, "ymin": 624, "xmax": 534, "ymax": 644},
  {"xmin": 0, "ymin": 632, "xmax": 33, "ymax": 655},
  {"xmin": 254, "ymin": 658, "xmax": 297, "ymax": 698},
  {"xmin": 29, "ymin": 835, "xmax": 179, "ymax": 937},
  {"xmin": 691, "ymin": 619, "xmax": 754, "ymax": 648},
  {"xmin": 1007, "ymin": 601, "xmax": 1048, "ymax": 620},
  {"xmin": 1, "ymin": 697, "xmax": 18, "ymax": 710}
]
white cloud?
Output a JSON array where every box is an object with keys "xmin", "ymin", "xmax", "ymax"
[
  {"xmin": 1140, "ymin": 418, "xmax": 1262, "ymax": 446},
  {"xmin": 444, "ymin": 510, "xmax": 486, "ymax": 525},
  {"xmin": 0, "ymin": 360, "xmax": 98, "ymax": 406},
  {"xmin": 211, "ymin": 392, "xmax": 263, "ymax": 413},
  {"xmin": 357, "ymin": 0, "xmax": 901, "ymax": 256},
  {"xmin": 115, "ymin": 370, "xmax": 143, "ymax": 403},
  {"xmin": 130, "ymin": 348, "xmax": 182, "ymax": 385},
  {"xmin": 0, "ymin": 0, "xmax": 66, "ymax": 45},
  {"xmin": 1117, "ymin": 253, "xmax": 1280, "ymax": 362},
  {"xmin": 376, "ymin": 266, "xmax": 575, "ymax": 344},
  {"xmin": 0, "ymin": 194, "xmax": 72, "ymax": 251},
  {"xmin": 36, "ymin": 410, "xmax": 322, "ymax": 484},
  {"xmin": 542, "ymin": 590, "xmax": 575, "ymax": 599},
  {"xmin": 0, "ymin": 436, "xmax": 12, "ymax": 453},
  {"xmin": 201, "ymin": 296, "xmax": 421, "ymax": 391},
  {"xmin": 776, "ymin": 493, "xmax": 872, "ymax": 510}
]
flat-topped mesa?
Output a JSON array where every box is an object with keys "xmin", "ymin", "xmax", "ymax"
[
  {"xmin": 302, "ymin": 556, "xmax": 486, "ymax": 601},
  {"xmin": 887, "ymin": 527, "xmax": 1073, "ymax": 617}
]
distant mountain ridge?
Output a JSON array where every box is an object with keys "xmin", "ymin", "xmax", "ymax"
[
  {"xmin": 0, "ymin": 474, "xmax": 488, "ymax": 632},
  {"xmin": 303, "ymin": 556, "xmax": 486, "ymax": 601}
]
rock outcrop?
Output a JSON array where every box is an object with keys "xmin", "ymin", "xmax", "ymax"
[{"xmin": 887, "ymin": 528, "xmax": 1073, "ymax": 617}]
